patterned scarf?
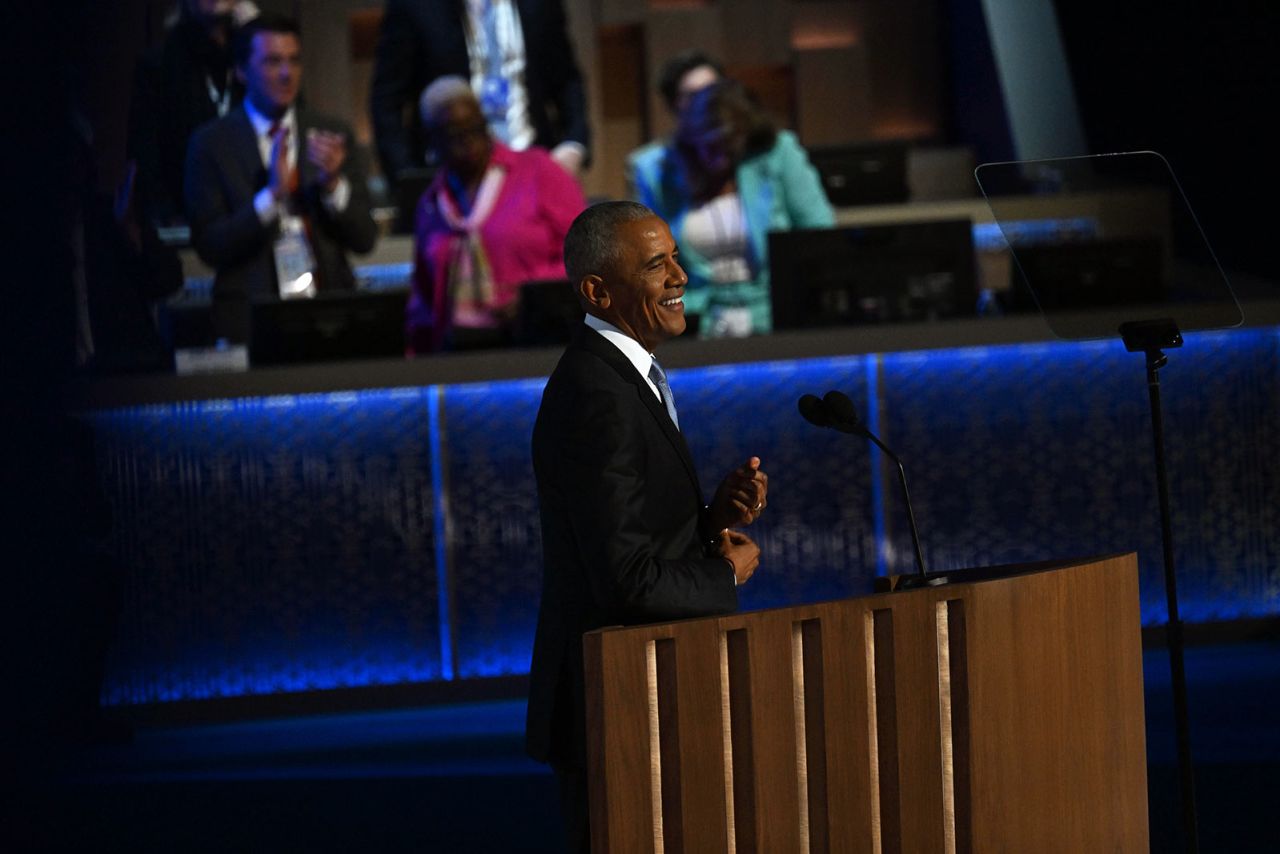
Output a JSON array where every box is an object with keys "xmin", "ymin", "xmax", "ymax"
[{"xmin": 435, "ymin": 165, "xmax": 506, "ymax": 328}]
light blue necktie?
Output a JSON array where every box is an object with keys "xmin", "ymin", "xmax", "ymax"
[{"xmin": 648, "ymin": 359, "xmax": 679, "ymax": 431}]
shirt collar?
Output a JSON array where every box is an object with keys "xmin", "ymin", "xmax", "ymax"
[
  {"xmin": 244, "ymin": 99, "xmax": 296, "ymax": 138},
  {"xmin": 584, "ymin": 314, "xmax": 654, "ymax": 382}
]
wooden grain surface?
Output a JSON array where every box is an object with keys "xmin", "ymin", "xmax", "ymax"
[{"xmin": 583, "ymin": 554, "xmax": 1149, "ymax": 853}]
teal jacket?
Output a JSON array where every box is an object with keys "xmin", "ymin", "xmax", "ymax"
[{"xmin": 627, "ymin": 130, "xmax": 835, "ymax": 334}]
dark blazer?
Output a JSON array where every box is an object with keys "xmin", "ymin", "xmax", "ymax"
[
  {"xmin": 526, "ymin": 325, "xmax": 738, "ymax": 767},
  {"xmin": 128, "ymin": 14, "xmax": 241, "ymax": 223},
  {"xmin": 370, "ymin": 0, "xmax": 590, "ymax": 181},
  {"xmin": 184, "ymin": 106, "xmax": 379, "ymax": 342}
]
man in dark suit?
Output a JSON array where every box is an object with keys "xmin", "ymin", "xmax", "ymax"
[
  {"xmin": 527, "ymin": 201, "xmax": 768, "ymax": 853},
  {"xmin": 185, "ymin": 14, "xmax": 378, "ymax": 343},
  {"xmin": 370, "ymin": 0, "xmax": 590, "ymax": 185}
]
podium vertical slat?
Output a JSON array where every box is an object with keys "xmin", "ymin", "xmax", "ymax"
[
  {"xmin": 586, "ymin": 632, "xmax": 658, "ymax": 853},
  {"xmin": 891, "ymin": 595, "xmax": 948, "ymax": 853},
  {"xmin": 798, "ymin": 618, "xmax": 828, "ymax": 853},
  {"xmin": 820, "ymin": 603, "xmax": 878, "ymax": 853},
  {"xmin": 748, "ymin": 613, "xmax": 804, "ymax": 851},
  {"xmin": 672, "ymin": 620, "xmax": 731, "ymax": 852}
]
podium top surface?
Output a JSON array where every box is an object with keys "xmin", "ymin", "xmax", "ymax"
[
  {"xmin": 874, "ymin": 552, "xmax": 1132, "ymax": 593},
  {"xmin": 586, "ymin": 553, "xmax": 1136, "ymax": 637}
]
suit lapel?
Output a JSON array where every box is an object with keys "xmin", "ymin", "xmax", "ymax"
[
  {"xmin": 227, "ymin": 108, "xmax": 267, "ymax": 194},
  {"xmin": 573, "ymin": 327, "xmax": 704, "ymax": 500}
]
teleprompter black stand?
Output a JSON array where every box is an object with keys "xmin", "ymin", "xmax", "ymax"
[
  {"xmin": 975, "ymin": 151, "xmax": 1246, "ymax": 854},
  {"xmin": 1118, "ymin": 317, "xmax": 1198, "ymax": 852}
]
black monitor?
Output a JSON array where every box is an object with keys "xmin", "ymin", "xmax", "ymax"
[
  {"xmin": 1003, "ymin": 237, "xmax": 1166, "ymax": 315},
  {"xmin": 249, "ymin": 290, "xmax": 407, "ymax": 365},
  {"xmin": 807, "ymin": 142, "xmax": 910, "ymax": 207},
  {"xmin": 769, "ymin": 220, "xmax": 978, "ymax": 329}
]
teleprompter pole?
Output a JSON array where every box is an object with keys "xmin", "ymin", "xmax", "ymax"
[{"xmin": 1122, "ymin": 319, "xmax": 1200, "ymax": 854}]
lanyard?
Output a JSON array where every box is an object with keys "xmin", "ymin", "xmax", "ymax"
[{"xmin": 205, "ymin": 71, "xmax": 232, "ymax": 117}]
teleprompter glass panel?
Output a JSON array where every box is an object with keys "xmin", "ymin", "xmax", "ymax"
[{"xmin": 975, "ymin": 151, "xmax": 1241, "ymax": 340}]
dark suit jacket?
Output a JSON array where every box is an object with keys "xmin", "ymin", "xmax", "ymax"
[
  {"xmin": 128, "ymin": 14, "xmax": 241, "ymax": 224},
  {"xmin": 526, "ymin": 325, "xmax": 738, "ymax": 767},
  {"xmin": 370, "ymin": 0, "xmax": 590, "ymax": 181},
  {"xmin": 184, "ymin": 106, "xmax": 379, "ymax": 342}
]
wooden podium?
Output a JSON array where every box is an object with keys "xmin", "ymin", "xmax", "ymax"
[{"xmin": 583, "ymin": 553, "xmax": 1149, "ymax": 853}]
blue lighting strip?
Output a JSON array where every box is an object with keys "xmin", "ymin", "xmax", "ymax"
[
  {"xmin": 970, "ymin": 216, "xmax": 1099, "ymax": 250},
  {"xmin": 865, "ymin": 355, "xmax": 888, "ymax": 577},
  {"xmin": 428, "ymin": 385, "xmax": 455, "ymax": 681},
  {"xmin": 86, "ymin": 327, "xmax": 1278, "ymax": 706}
]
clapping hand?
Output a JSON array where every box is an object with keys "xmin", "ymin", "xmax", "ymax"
[
  {"xmin": 708, "ymin": 456, "xmax": 769, "ymax": 532},
  {"xmin": 717, "ymin": 528, "xmax": 760, "ymax": 586},
  {"xmin": 307, "ymin": 129, "xmax": 347, "ymax": 193}
]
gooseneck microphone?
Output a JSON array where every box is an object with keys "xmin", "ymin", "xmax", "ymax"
[
  {"xmin": 798, "ymin": 391, "xmax": 928, "ymax": 577},
  {"xmin": 797, "ymin": 393, "xmax": 838, "ymax": 431}
]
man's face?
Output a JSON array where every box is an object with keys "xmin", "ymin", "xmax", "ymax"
[
  {"xmin": 239, "ymin": 31, "xmax": 302, "ymax": 118},
  {"xmin": 597, "ymin": 216, "xmax": 688, "ymax": 351}
]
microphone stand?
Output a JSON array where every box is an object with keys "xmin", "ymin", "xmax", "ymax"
[
  {"xmin": 801, "ymin": 392, "xmax": 928, "ymax": 579},
  {"xmin": 1120, "ymin": 318, "xmax": 1200, "ymax": 854},
  {"xmin": 864, "ymin": 434, "xmax": 927, "ymax": 578}
]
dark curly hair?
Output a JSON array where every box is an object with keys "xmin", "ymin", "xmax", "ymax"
[
  {"xmin": 674, "ymin": 80, "xmax": 777, "ymax": 203},
  {"xmin": 657, "ymin": 50, "xmax": 725, "ymax": 112}
]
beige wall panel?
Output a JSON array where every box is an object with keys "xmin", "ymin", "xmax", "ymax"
[
  {"xmin": 563, "ymin": 0, "xmax": 609, "ymax": 197},
  {"xmin": 643, "ymin": 8, "xmax": 726, "ymax": 141},
  {"xmin": 720, "ymin": 0, "xmax": 793, "ymax": 67},
  {"xmin": 596, "ymin": 0, "xmax": 646, "ymax": 27},
  {"xmin": 862, "ymin": 0, "xmax": 945, "ymax": 138},
  {"xmin": 794, "ymin": 46, "xmax": 874, "ymax": 147},
  {"xmin": 790, "ymin": 0, "xmax": 864, "ymax": 52},
  {"xmin": 596, "ymin": 117, "xmax": 645, "ymax": 201}
]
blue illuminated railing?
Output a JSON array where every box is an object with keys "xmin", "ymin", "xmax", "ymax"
[{"xmin": 88, "ymin": 326, "xmax": 1280, "ymax": 704}]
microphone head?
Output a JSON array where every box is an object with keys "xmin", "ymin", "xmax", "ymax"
[
  {"xmin": 823, "ymin": 390, "xmax": 866, "ymax": 435},
  {"xmin": 798, "ymin": 394, "xmax": 832, "ymax": 428}
]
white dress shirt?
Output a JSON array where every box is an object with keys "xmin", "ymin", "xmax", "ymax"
[{"xmin": 583, "ymin": 314, "xmax": 663, "ymax": 403}]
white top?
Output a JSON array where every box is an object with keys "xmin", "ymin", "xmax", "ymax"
[
  {"xmin": 584, "ymin": 315, "xmax": 662, "ymax": 402},
  {"xmin": 681, "ymin": 192, "xmax": 752, "ymax": 284}
]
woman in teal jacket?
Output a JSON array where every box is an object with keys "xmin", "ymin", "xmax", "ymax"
[{"xmin": 628, "ymin": 80, "xmax": 834, "ymax": 337}]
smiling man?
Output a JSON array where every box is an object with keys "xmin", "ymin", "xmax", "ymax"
[
  {"xmin": 526, "ymin": 201, "xmax": 769, "ymax": 852},
  {"xmin": 184, "ymin": 13, "xmax": 377, "ymax": 344}
]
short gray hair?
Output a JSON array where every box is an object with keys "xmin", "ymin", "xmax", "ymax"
[
  {"xmin": 419, "ymin": 75, "xmax": 476, "ymax": 128},
  {"xmin": 564, "ymin": 201, "xmax": 655, "ymax": 285}
]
